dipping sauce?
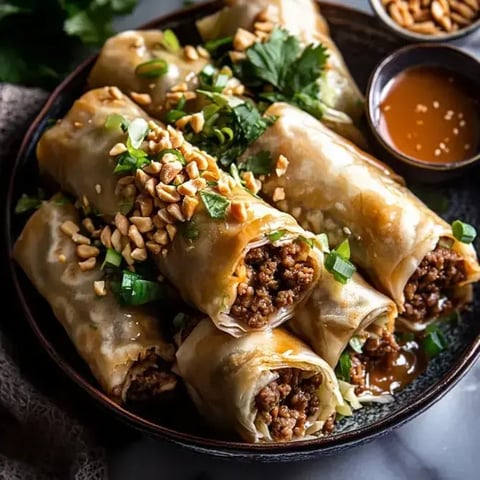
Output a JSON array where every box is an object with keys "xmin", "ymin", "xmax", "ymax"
[{"xmin": 378, "ymin": 65, "xmax": 480, "ymax": 164}]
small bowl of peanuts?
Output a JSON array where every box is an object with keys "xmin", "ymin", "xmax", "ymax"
[{"xmin": 369, "ymin": 0, "xmax": 480, "ymax": 42}]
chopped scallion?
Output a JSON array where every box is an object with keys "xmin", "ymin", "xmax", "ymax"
[
  {"xmin": 422, "ymin": 325, "xmax": 448, "ymax": 359},
  {"xmin": 127, "ymin": 118, "xmax": 149, "ymax": 149},
  {"xmin": 161, "ymin": 29, "xmax": 180, "ymax": 52},
  {"xmin": 101, "ymin": 248, "xmax": 122, "ymax": 270},
  {"xmin": 451, "ymin": 220, "xmax": 477, "ymax": 244},
  {"xmin": 267, "ymin": 230, "xmax": 286, "ymax": 243},
  {"xmin": 115, "ymin": 270, "xmax": 164, "ymax": 306},
  {"xmin": 335, "ymin": 238, "xmax": 351, "ymax": 260},
  {"xmin": 315, "ymin": 233, "xmax": 329, "ymax": 253},
  {"xmin": 324, "ymin": 251, "xmax": 356, "ymax": 284},
  {"xmin": 165, "ymin": 109, "xmax": 187, "ymax": 123},
  {"xmin": 204, "ymin": 36, "xmax": 233, "ymax": 54},
  {"xmin": 349, "ymin": 336, "xmax": 363, "ymax": 354},
  {"xmin": 336, "ymin": 352, "xmax": 351, "ymax": 382},
  {"xmin": 105, "ymin": 114, "xmax": 129, "ymax": 132},
  {"xmin": 134, "ymin": 58, "xmax": 169, "ymax": 78}
]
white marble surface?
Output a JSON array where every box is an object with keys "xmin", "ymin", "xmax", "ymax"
[{"xmin": 109, "ymin": 1, "xmax": 480, "ymax": 479}]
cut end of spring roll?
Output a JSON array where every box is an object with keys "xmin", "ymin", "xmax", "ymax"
[
  {"xmin": 290, "ymin": 270, "xmax": 397, "ymax": 368},
  {"xmin": 174, "ymin": 319, "xmax": 343, "ymax": 443},
  {"xmin": 13, "ymin": 199, "xmax": 177, "ymax": 404},
  {"xmin": 242, "ymin": 102, "xmax": 480, "ymax": 329}
]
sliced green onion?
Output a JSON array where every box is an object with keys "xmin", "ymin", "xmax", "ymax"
[
  {"xmin": 101, "ymin": 248, "xmax": 122, "ymax": 270},
  {"xmin": 176, "ymin": 94, "xmax": 187, "ymax": 111},
  {"xmin": 14, "ymin": 193, "xmax": 43, "ymax": 214},
  {"xmin": 349, "ymin": 336, "xmax": 363, "ymax": 354},
  {"xmin": 204, "ymin": 36, "xmax": 233, "ymax": 53},
  {"xmin": 213, "ymin": 128, "xmax": 225, "ymax": 143},
  {"xmin": 202, "ymin": 103, "xmax": 220, "ymax": 120},
  {"xmin": 214, "ymin": 73, "xmax": 229, "ymax": 91},
  {"xmin": 325, "ymin": 251, "xmax": 356, "ymax": 284},
  {"xmin": 229, "ymin": 163, "xmax": 243, "ymax": 185},
  {"xmin": 336, "ymin": 352, "xmax": 351, "ymax": 382},
  {"xmin": 451, "ymin": 220, "xmax": 477, "ymax": 244},
  {"xmin": 158, "ymin": 148, "xmax": 185, "ymax": 165},
  {"xmin": 422, "ymin": 325, "xmax": 448, "ymax": 358},
  {"xmin": 161, "ymin": 29, "xmax": 180, "ymax": 52},
  {"xmin": 221, "ymin": 127, "xmax": 234, "ymax": 142},
  {"xmin": 315, "ymin": 233, "xmax": 330, "ymax": 253},
  {"xmin": 118, "ymin": 270, "xmax": 164, "ymax": 306},
  {"xmin": 165, "ymin": 109, "xmax": 187, "ymax": 124},
  {"xmin": 298, "ymin": 235, "xmax": 314, "ymax": 249},
  {"xmin": 134, "ymin": 58, "xmax": 169, "ymax": 78},
  {"xmin": 113, "ymin": 152, "xmax": 149, "ymax": 174},
  {"xmin": 127, "ymin": 118, "xmax": 149, "ymax": 149},
  {"xmin": 199, "ymin": 190, "xmax": 230, "ymax": 219},
  {"xmin": 267, "ymin": 230, "xmax": 286, "ymax": 243},
  {"xmin": 335, "ymin": 238, "xmax": 351, "ymax": 260},
  {"xmin": 438, "ymin": 237, "xmax": 454, "ymax": 249},
  {"xmin": 105, "ymin": 114, "xmax": 129, "ymax": 132}
]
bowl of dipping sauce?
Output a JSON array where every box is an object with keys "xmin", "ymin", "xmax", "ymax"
[
  {"xmin": 369, "ymin": 0, "xmax": 480, "ymax": 43},
  {"xmin": 366, "ymin": 43, "xmax": 480, "ymax": 182}
]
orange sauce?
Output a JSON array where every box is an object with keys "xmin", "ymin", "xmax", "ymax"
[
  {"xmin": 366, "ymin": 341, "xmax": 426, "ymax": 396},
  {"xmin": 378, "ymin": 66, "xmax": 480, "ymax": 164}
]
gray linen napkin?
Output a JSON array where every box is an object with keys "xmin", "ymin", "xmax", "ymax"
[{"xmin": 0, "ymin": 84, "xmax": 107, "ymax": 480}]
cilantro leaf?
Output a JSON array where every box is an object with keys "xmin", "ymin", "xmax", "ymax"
[
  {"xmin": 240, "ymin": 151, "xmax": 274, "ymax": 175},
  {"xmin": 234, "ymin": 27, "xmax": 329, "ymax": 120},
  {"xmin": 199, "ymin": 190, "xmax": 230, "ymax": 219}
]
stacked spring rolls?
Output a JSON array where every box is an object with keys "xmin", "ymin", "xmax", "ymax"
[{"xmin": 12, "ymin": 0, "xmax": 480, "ymax": 445}]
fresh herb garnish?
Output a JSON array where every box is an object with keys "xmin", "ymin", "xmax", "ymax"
[
  {"xmin": 105, "ymin": 114, "xmax": 129, "ymax": 132},
  {"xmin": 267, "ymin": 230, "xmax": 286, "ymax": 243},
  {"xmin": 451, "ymin": 220, "xmax": 477, "ymax": 244},
  {"xmin": 111, "ymin": 270, "xmax": 165, "ymax": 306},
  {"xmin": 204, "ymin": 36, "xmax": 234, "ymax": 57},
  {"xmin": 134, "ymin": 58, "xmax": 168, "ymax": 78},
  {"xmin": 158, "ymin": 148, "xmax": 185, "ymax": 165},
  {"xmin": 198, "ymin": 64, "xmax": 230, "ymax": 92},
  {"xmin": 160, "ymin": 29, "xmax": 180, "ymax": 53},
  {"xmin": 101, "ymin": 248, "xmax": 122, "ymax": 270},
  {"xmin": 239, "ymin": 150, "xmax": 274, "ymax": 175},
  {"xmin": 336, "ymin": 352, "xmax": 351, "ymax": 382},
  {"xmin": 199, "ymin": 190, "xmax": 230, "ymax": 219},
  {"xmin": 234, "ymin": 27, "xmax": 329, "ymax": 119},
  {"xmin": 0, "ymin": 0, "xmax": 138, "ymax": 88},
  {"xmin": 324, "ymin": 239, "xmax": 356, "ymax": 284},
  {"xmin": 315, "ymin": 233, "xmax": 330, "ymax": 253},
  {"xmin": 183, "ymin": 91, "xmax": 273, "ymax": 168},
  {"xmin": 349, "ymin": 336, "xmax": 363, "ymax": 354},
  {"xmin": 298, "ymin": 235, "xmax": 315, "ymax": 249},
  {"xmin": 127, "ymin": 118, "xmax": 149, "ymax": 149},
  {"xmin": 14, "ymin": 189, "xmax": 46, "ymax": 214},
  {"xmin": 422, "ymin": 324, "xmax": 448, "ymax": 359}
]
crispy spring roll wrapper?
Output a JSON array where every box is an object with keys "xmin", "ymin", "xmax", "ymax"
[
  {"xmin": 289, "ymin": 272, "xmax": 397, "ymax": 367},
  {"xmin": 13, "ymin": 200, "xmax": 176, "ymax": 403},
  {"xmin": 242, "ymin": 102, "xmax": 480, "ymax": 322},
  {"xmin": 36, "ymin": 89, "xmax": 323, "ymax": 337},
  {"xmin": 88, "ymin": 30, "xmax": 208, "ymax": 116},
  {"xmin": 196, "ymin": 0, "xmax": 366, "ymax": 146},
  {"xmin": 158, "ymin": 182, "xmax": 323, "ymax": 337},
  {"xmin": 37, "ymin": 87, "xmax": 154, "ymax": 219},
  {"xmin": 175, "ymin": 319, "xmax": 343, "ymax": 443}
]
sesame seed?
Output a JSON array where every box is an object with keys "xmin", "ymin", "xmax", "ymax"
[
  {"xmin": 95, "ymin": 184, "xmax": 102, "ymax": 194},
  {"xmin": 433, "ymin": 101, "xmax": 440, "ymax": 109},
  {"xmin": 434, "ymin": 149, "xmax": 441, "ymax": 156}
]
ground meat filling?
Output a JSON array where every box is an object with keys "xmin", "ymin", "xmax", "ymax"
[
  {"xmin": 126, "ymin": 356, "xmax": 177, "ymax": 403},
  {"xmin": 403, "ymin": 244, "xmax": 466, "ymax": 323},
  {"xmin": 349, "ymin": 330, "xmax": 400, "ymax": 395},
  {"xmin": 255, "ymin": 368, "xmax": 325, "ymax": 442},
  {"xmin": 231, "ymin": 241, "xmax": 316, "ymax": 329}
]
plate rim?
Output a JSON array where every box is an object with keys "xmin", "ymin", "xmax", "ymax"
[{"xmin": 4, "ymin": 0, "xmax": 480, "ymax": 458}]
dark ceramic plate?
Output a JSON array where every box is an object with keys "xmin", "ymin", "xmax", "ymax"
[{"xmin": 4, "ymin": 0, "xmax": 480, "ymax": 462}]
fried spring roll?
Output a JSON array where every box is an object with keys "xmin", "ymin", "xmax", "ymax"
[
  {"xmin": 13, "ymin": 200, "xmax": 177, "ymax": 403},
  {"xmin": 196, "ymin": 0, "xmax": 366, "ymax": 145},
  {"xmin": 36, "ymin": 88, "xmax": 323, "ymax": 337},
  {"xmin": 242, "ymin": 102, "xmax": 480, "ymax": 327},
  {"xmin": 290, "ymin": 271, "xmax": 397, "ymax": 367},
  {"xmin": 88, "ymin": 30, "xmax": 208, "ymax": 116},
  {"xmin": 174, "ymin": 319, "xmax": 343, "ymax": 443}
]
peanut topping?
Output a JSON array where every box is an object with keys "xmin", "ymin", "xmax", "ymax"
[
  {"xmin": 93, "ymin": 281, "xmax": 107, "ymax": 297},
  {"xmin": 60, "ymin": 220, "xmax": 80, "ymax": 237},
  {"xmin": 109, "ymin": 143, "xmax": 127, "ymax": 156},
  {"xmin": 130, "ymin": 92, "xmax": 152, "ymax": 106},
  {"xmin": 76, "ymin": 244, "xmax": 100, "ymax": 259},
  {"xmin": 78, "ymin": 257, "xmax": 96, "ymax": 271}
]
